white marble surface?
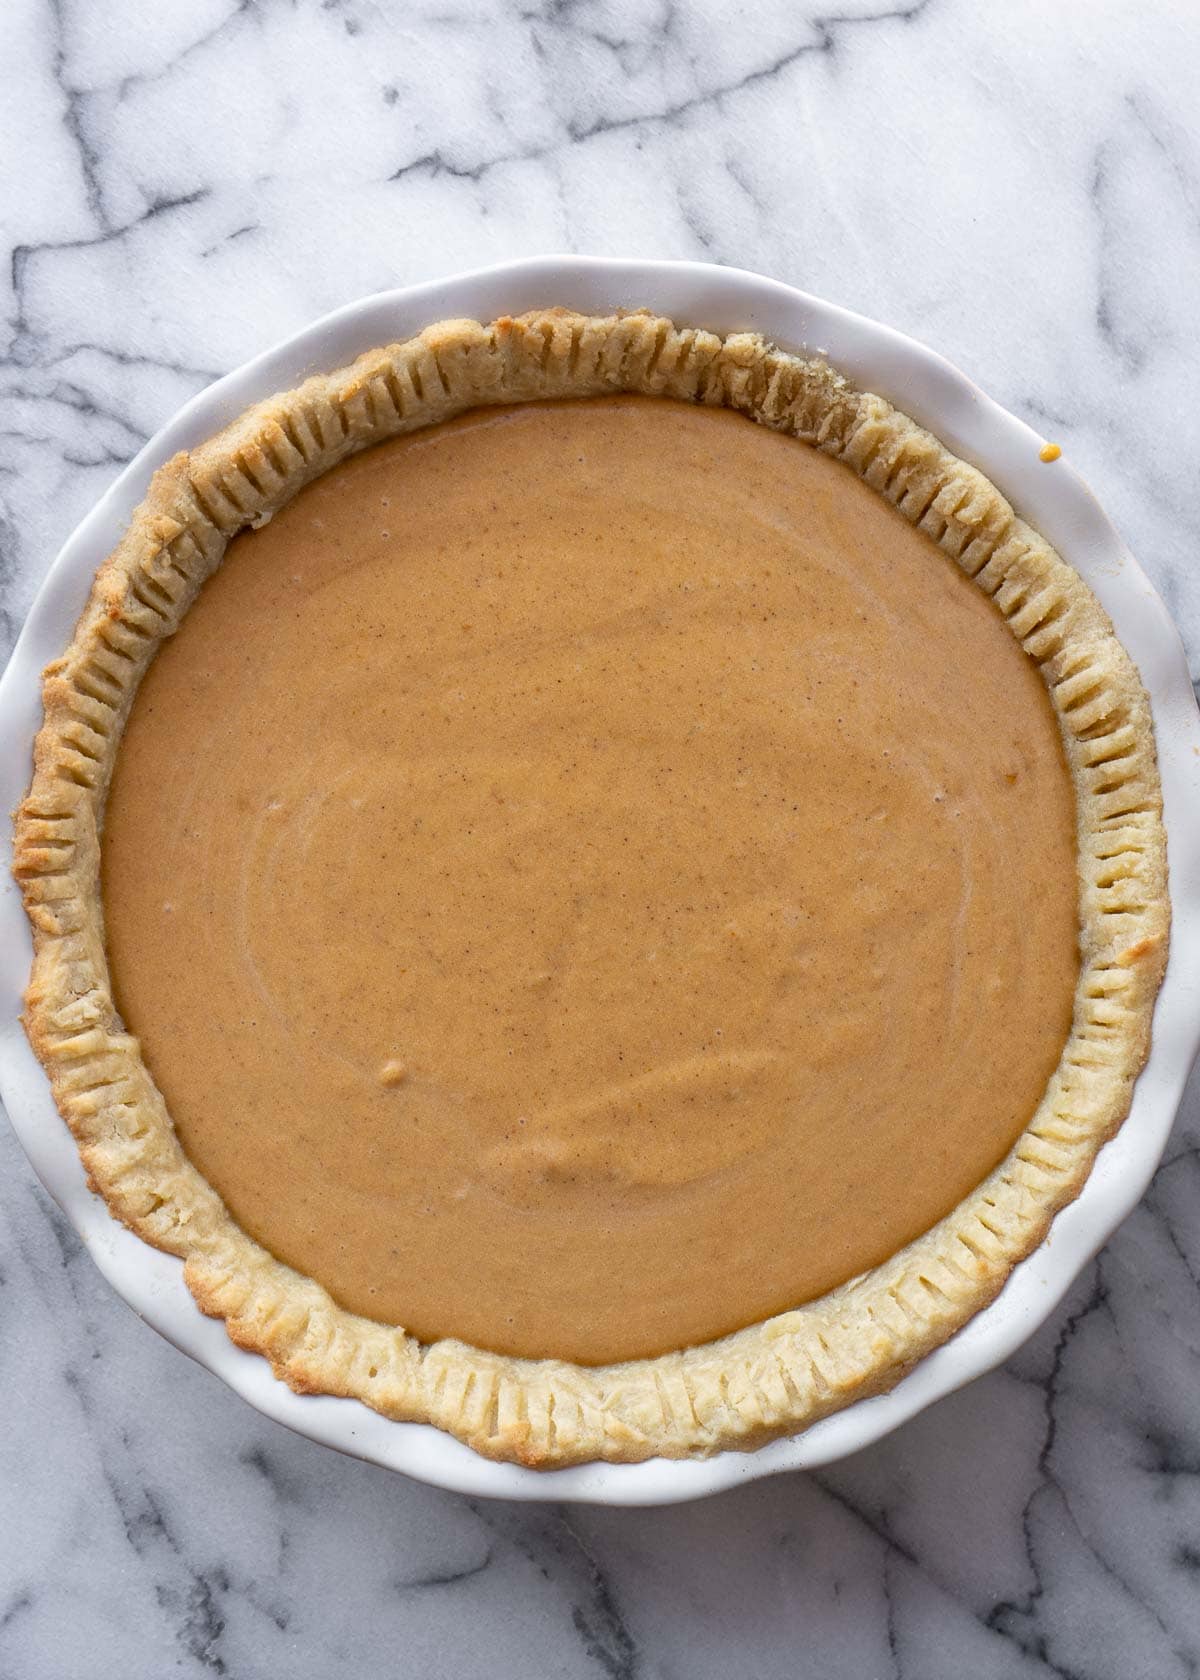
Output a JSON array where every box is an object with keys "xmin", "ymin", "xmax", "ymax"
[{"xmin": 3, "ymin": 0, "xmax": 1200, "ymax": 1673}]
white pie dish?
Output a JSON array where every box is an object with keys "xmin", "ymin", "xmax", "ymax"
[{"xmin": 1, "ymin": 256, "xmax": 1198, "ymax": 1506}]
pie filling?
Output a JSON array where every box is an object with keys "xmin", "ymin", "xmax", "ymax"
[{"xmin": 101, "ymin": 396, "xmax": 1080, "ymax": 1366}]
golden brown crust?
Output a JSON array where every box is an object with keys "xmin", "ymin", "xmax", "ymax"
[{"xmin": 12, "ymin": 309, "xmax": 1169, "ymax": 1466}]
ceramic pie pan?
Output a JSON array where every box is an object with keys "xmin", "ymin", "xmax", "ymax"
[{"xmin": 2, "ymin": 257, "xmax": 1198, "ymax": 1507}]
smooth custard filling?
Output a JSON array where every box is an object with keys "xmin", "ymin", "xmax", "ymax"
[{"xmin": 102, "ymin": 396, "xmax": 1080, "ymax": 1365}]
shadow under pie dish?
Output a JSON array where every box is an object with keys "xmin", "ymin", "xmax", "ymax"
[{"xmin": 12, "ymin": 307, "xmax": 1168, "ymax": 1469}]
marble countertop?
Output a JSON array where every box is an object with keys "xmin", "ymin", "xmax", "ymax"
[{"xmin": 3, "ymin": 0, "xmax": 1200, "ymax": 1674}]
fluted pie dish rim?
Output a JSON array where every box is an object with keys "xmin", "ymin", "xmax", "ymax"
[{"xmin": 1, "ymin": 258, "xmax": 1197, "ymax": 1505}]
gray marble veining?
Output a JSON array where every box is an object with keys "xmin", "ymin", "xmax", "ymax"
[{"xmin": 3, "ymin": 1, "xmax": 1200, "ymax": 1675}]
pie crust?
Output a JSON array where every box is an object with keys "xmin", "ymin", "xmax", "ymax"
[{"xmin": 13, "ymin": 309, "xmax": 1168, "ymax": 1466}]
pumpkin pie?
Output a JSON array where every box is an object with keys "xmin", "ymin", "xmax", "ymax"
[{"xmin": 13, "ymin": 310, "xmax": 1168, "ymax": 1466}]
